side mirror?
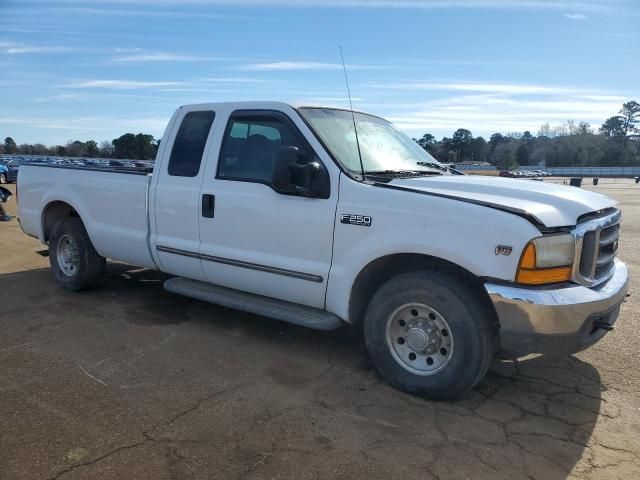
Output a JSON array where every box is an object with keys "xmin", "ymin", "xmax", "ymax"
[
  {"xmin": 272, "ymin": 146, "xmax": 329, "ymax": 198},
  {"xmin": 272, "ymin": 146, "xmax": 305, "ymax": 192}
]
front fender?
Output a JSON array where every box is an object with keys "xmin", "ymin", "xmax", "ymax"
[{"xmin": 325, "ymin": 177, "xmax": 542, "ymax": 321}]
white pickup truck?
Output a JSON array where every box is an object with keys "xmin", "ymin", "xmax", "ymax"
[{"xmin": 17, "ymin": 102, "xmax": 629, "ymax": 400}]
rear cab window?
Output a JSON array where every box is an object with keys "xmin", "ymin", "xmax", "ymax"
[{"xmin": 168, "ymin": 111, "xmax": 215, "ymax": 177}]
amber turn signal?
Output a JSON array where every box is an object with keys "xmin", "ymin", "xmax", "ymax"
[{"xmin": 516, "ymin": 266, "xmax": 572, "ymax": 285}]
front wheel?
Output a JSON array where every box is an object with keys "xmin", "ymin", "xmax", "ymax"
[
  {"xmin": 364, "ymin": 270, "xmax": 496, "ymax": 400},
  {"xmin": 49, "ymin": 217, "xmax": 106, "ymax": 291},
  {"xmin": 0, "ymin": 173, "xmax": 6, "ymax": 184}
]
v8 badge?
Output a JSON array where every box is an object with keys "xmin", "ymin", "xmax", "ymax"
[{"xmin": 495, "ymin": 245, "xmax": 513, "ymax": 256}]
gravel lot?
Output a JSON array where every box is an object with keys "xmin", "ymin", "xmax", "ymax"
[{"xmin": 1, "ymin": 179, "xmax": 639, "ymax": 480}]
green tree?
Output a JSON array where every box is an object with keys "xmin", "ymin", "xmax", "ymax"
[
  {"xmin": 491, "ymin": 143, "xmax": 517, "ymax": 170},
  {"xmin": 414, "ymin": 133, "xmax": 437, "ymax": 155},
  {"xmin": 470, "ymin": 137, "xmax": 487, "ymax": 162},
  {"xmin": 488, "ymin": 133, "xmax": 506, "ymax": 153},
  {"xmin": 99, "ymin": 140, "xmax": 114, "ymax": 158},
  {"xmin": 521, "ymin": 131, "xmax": 534, "ymax": 144},
  {"xmin": 112, "ymin": 133, "xmax": 157, "ymax": 160},
  {"xmin": 577, "ymin": 121, "xmax": 592, "ymax": 135},
  {"xmin": 619, "ymin": 101, "xmax": 640, "ymax": 137},
  {"xmin": 600, "ymin": 116, "xmax": 625, "ymax": 139},
  {"xmin": 4, "ymin": 137, "xmax": 17, "ymax": 154},
  {"xmin": 112, "ymin": 133, "xmax": 137, "ymax": 159},
  {"xmin": 451, "ymin": 128, "xmax": 473, "ymax": 162},
  {"xmin": 65, "ymin": 140, "xmax": 86, "ymax": 157},
  {"xmin": 135, "ymin": 133, "xmax": 157, "ymax": 160},
  {"xmin": 84, "ymin": 140, "xmax": 99, "ymax": 157},
  {"xmin": 516, "ymin": 144, "xmax": 530, "ymax": 165}
]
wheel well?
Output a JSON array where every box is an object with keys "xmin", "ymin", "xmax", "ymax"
[
  {"xmin": 348, "ymin": 254, "xmax": 498, "ymax": 328},
  {"xmin": 42, "ymin": 201, "xmax": 80, "ymax": 242}
]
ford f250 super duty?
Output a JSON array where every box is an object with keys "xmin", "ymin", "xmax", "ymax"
[{"xmin": 17, "ymin": 102, "xmax": 629, "ymax": 400}]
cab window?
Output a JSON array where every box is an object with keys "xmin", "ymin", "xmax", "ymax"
[{"xmin": 168, "ymin": 111, "xmax": 215, "ymax": 177}]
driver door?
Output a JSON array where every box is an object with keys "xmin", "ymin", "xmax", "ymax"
[{"xmin": 198, "ymin": 108, "xmax": 338, "ymax": 309}]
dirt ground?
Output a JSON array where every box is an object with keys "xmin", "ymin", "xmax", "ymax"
[{"xmin": 1, "ymin": 178, "xmax": 639, "ymax": 480}]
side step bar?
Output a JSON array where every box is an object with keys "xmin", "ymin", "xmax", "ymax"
[{"xmin": 163, "ymin": 277, "xmax": 343, "ymax": 331}]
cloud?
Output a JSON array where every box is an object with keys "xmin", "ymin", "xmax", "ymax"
[
  {"xmin": 237, "ymin": 61, "xmax": 345, "ymax": 71},
  {"xmin": 111, "ymin": 52, "xmax": 224, "ymax": 62},
  {"xmin": 0, "ymin": 115, "xmax": 169, "ymax": 136},
  {"xmin": 44, "ymin": 0, "xmax": 615, "ymax": 13},
  {"xmin": 236, "ymin": 61, "xmax": 388, "ymax": 71},
  {"xmin": 366, "ymin": 80, "xmax": 607, "ymax": 96},
  {"xmin": 0, "ymin": 41, "xmax": 73, "ymax": 55},
  {"xmin": 308, "ymin": 96, "xmax": 364, "ymax": 102},
  {"xmin": 35, "ymin": 94, "xmax": 84, "ymax": 102},
  {"xmin": 381, "ymin": 91, "xmax": 629, "ymax": 135},
  {"xmin": 61, "ymin": 80, "xmax": 187, "ymax": 89},
  {"xmin": 55, "ymin": 6, "xmax": 255, "ymax": 20},
  {"xmin": 198, "ymin": 76, "xmax": 275, "ymax": 83},
  {"xmin": 563, "ymin": 13, "xmax": 587, "ymax": 20}
]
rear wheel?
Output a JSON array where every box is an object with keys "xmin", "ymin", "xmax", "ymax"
[
  {"xmin": 364, "ymin": 270, "xmax": 495, "ymax": 400},
  {"xmin": 49, "ymin": 217, "xmax": 105, "ymax": 291}
]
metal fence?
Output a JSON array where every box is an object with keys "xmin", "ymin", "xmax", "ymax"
[
  {"xmin": 544, "ymin": 167, "xmax": 640, "ymax": 178},
  {"xmin": 454, "ymin": 164, "xmax": 640, "ymax": 177}
]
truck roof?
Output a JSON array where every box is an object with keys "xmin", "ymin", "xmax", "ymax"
[{"xmin": 177, "ymin": 101, "xmax": 379, "ymax": 118}]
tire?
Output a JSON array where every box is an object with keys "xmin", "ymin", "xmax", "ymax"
[
  {"xmin": 364, "ymin": 270, "xmax": 496, "ymax": 401},
  {"xmin": 49, "ymin": 217, "xmax": 106, "ymax": 291},
  {"xmin": 0, "ymin": 173, "xmax": 6, "ymax": 184}
]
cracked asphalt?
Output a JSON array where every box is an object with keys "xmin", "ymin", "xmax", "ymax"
[{"xmin": 1, "ymin": 178, "xmax": 639, "ymax": 480}]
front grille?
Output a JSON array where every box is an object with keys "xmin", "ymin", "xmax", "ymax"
[{"xmin": 575, "ymin": 212, "xmax": 620, "ymax": 286}]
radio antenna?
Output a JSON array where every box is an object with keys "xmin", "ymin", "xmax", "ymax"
[{"xmin": 339, "ymin": 45, "xmax": 366, "ymax": 182}]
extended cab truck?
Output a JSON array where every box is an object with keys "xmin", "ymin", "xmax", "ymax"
[{"xmin": 17, "ymin": 102, "xmax": 629, "ymax": 400}]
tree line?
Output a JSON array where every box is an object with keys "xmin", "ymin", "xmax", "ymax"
[
  {"xmin": 1, "ymin": 133, "xmax": 159, "ymax": 160},
  {"xmin": 2, "ymin": 100, "xmax": 639, "ymax": 168},
  {"xmin": 414, "ymin": 100, "xmax": 639, "ymax": 169}
]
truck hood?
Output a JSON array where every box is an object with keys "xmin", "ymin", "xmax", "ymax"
[{"xmin": 384, "ymin": 176, "xmax": 617, "ymax": 228}]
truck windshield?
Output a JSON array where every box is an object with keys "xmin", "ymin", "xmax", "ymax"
[{"xmin": 299, "ymin": 107, "xmax": 445, "ymax": 177}]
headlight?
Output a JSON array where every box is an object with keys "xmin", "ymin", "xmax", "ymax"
[{"xmin": 516, "ymin": 234, "xmax": 575, "ymax": 285}]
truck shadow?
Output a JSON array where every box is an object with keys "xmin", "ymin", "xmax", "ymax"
[{"xmin": 1, "ymin": 262, "xmax": 602, "ymax": 478}]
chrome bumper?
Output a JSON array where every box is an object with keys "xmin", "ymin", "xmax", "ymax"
[{"xmin": 485, "ymin": 259, "xmax": 629, "ymax": 356}]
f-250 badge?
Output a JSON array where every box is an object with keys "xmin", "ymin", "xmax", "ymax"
[
  {"xmin": 495, "ymin": 245, "xmax": 513, "ymax": 256},
  {"xmin": 341, "ymin": 214, "xmax": 372, "ymax": 227}
]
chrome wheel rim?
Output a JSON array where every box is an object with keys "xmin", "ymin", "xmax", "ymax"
[
  {"xmin": 385, "ymin": 303, "xmax": 454, "ymax": 376},
  {"xmin": 56, "ymin": 234, "xmax": 80, "ymax": 277}
]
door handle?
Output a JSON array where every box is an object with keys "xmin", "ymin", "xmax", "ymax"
[{"xmin": 202, "ymin": 194, "xmax": 215, "ymax": 218}]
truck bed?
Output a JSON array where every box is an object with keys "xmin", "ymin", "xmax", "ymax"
[{"xmin": 18, "ymin": 164, "xmax": 156, "ymax": 268}]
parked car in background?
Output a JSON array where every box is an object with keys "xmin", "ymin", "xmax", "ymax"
[
  {"xmin": 0, "ymin": 163, "xmax": 8, "ymax": 184},
  {"xmin": 508, "ymin": 169, "xmax": 552, "ymax": 178},
  {"xmin": 4, "ymin": 157, "xmax": 26, "ymax": 183}
]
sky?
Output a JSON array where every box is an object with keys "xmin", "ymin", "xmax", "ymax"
[{"xmin": 0, "ymin": 0, "xmax": 639, "ymax": 146}]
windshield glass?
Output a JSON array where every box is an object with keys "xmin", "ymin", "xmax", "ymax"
[{"xmin": 299, "ymin": 107, "xmax": 444, "ymax": 175}]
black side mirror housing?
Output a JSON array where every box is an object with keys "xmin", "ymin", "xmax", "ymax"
[
  {"xmin": 272, "ymin": 146, "xmax": 304, "ymax": 192},
  {"xmin": 272, "ymin": 146, "xmax": 330, "ymax": 198}
]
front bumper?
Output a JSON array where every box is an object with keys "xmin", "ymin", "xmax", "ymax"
[{"xmin": 485, "ymin": 259, "xmax": 629, "ymax": 356}]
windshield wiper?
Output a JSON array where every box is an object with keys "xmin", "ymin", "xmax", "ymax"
[
  {"xmin": 365, "ymin": 169, "xmax": 442, "ymax": 177},
  {"xmin": 416, "ymin": 161, "xmax": 449, "ymax": 172}
]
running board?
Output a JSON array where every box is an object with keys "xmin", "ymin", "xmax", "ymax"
[{"xmin": 163, "ymin": 277, "xmax": 343, "ymax": 331}]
